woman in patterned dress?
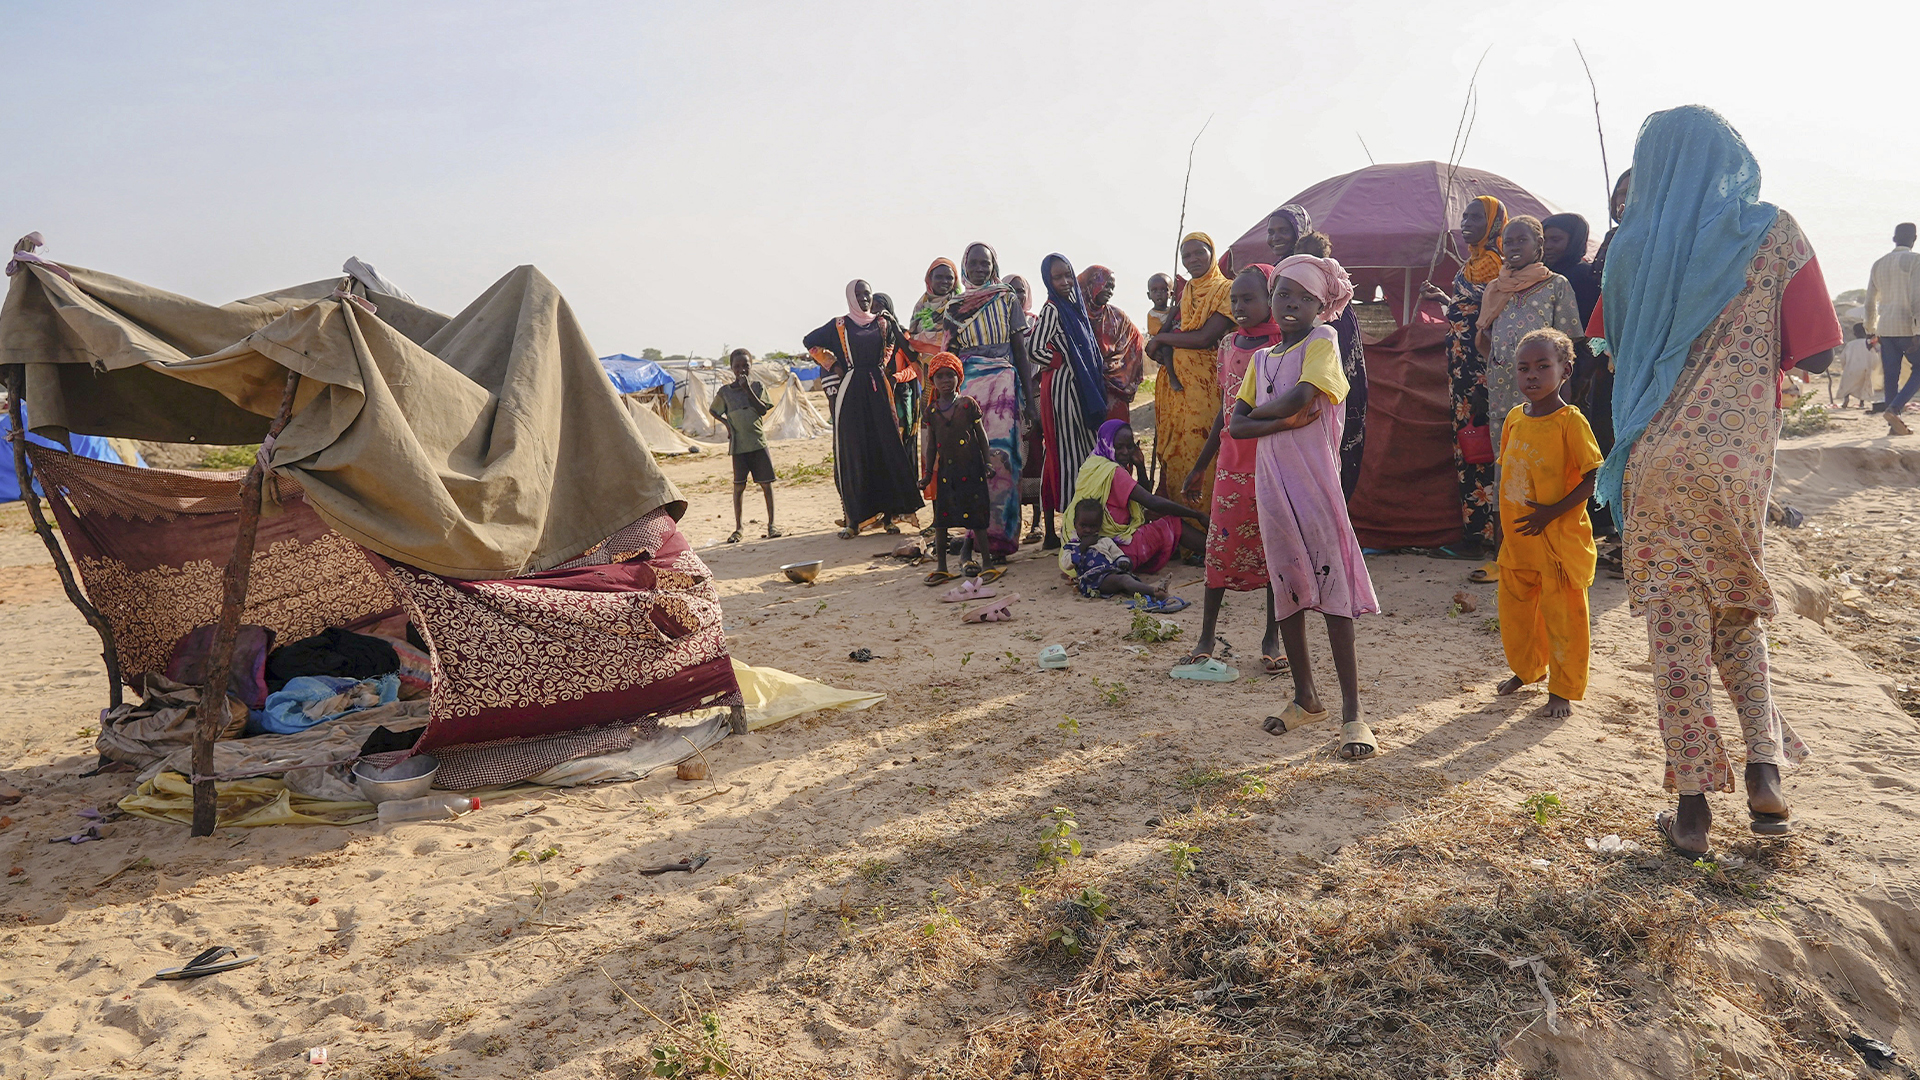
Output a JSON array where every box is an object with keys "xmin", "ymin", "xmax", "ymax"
[
  {"xmin": 1422, "ymin": 196, "xmax": 1508, "ymax": 562},
  {"xmin": 1027, "ymin": 253, "xmax": 1110, "ymax": 550},
  {"xmin": 1595, "ymin": 106, "xmax": 1840, "ymax": 856},
  {"xmin": 1145, "ymin": 232, "xmax": 1235, "ymax": 515},
  {"xmin": 942, "ymin": 242, "xmax": 1040, "ymax": 563}
]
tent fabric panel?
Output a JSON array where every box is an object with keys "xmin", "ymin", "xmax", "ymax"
[{"xmin": 1344, "ymin": 319, "xmax": 1465, "ymax": 551}]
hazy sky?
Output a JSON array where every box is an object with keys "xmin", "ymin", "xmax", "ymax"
[{"xmin": 9, "ymin": 1, "xmax": 1919, "ymax": 358}]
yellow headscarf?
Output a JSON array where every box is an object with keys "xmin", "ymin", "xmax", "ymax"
[
  {"xmin": 1177, "ymin": 231, "xmax": 1233, "ymax": 330},
  {"xmin": 1460, "ymin": 196, "xmax": 1507, "ymax": 286}
]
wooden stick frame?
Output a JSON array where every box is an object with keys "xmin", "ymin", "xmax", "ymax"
[
  {"xmin": 5, "ymin": 364, "xmax": 125, "ymax": 708},
  {"xmin": 190, "ymin": 369, "xmax": 302, "ymax": 836}
]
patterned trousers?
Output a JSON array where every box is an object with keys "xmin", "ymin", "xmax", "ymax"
[{"xmin": 1645, "ymin": 589, "xmax": 1809, "ymax": 795}]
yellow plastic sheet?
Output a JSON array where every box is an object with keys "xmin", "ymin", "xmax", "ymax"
[
  {"xmin": 119, "ymin": 771, "xmax": 376, "ymax": 827},
  {"xmin": 719, "ymin": 658, "xmax": 884, "ymax": 731}
]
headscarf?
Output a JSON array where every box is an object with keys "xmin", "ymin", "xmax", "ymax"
[
  {"xmin": 953, "ymin": 242, "xmax": 1011, "ymax": 316},
  {"xmin": 1542, "ymin": 212, "xmax": 1600, "ymax": 321},
  {"xmin": 1065, "ymin": 419, "xmax": 1146, "ymax": 553},
  {"xmin": 1271, "ymin": 204, "xmax": 1313, "ymax": 258},
  {"xmin": 927, "ymin": 351, "xmax": 964, "ymax": 389},
  {"xmin": 845, "ymin": 279, "xmax": 877, "ymax": 327},
  {"xmin": 1092, "ymin": 418, "xmax": 1127, "ymax": 460},
  {"xmin": 1460, "ymin": 195, "xmax": 1508, "ymax": 286},
  {"xmin": 1079, "ymin": 265, "xmax": 1115, "ymax": 310},
  {"xmin": 1040, "ymin": 253, "xmax": 1113, "ymax": 422},
  {"xmin": 1478, "ymin": 216, "xmax": 1550, "ymax": 326},
  {"xmin": 1234, "ymin": 263, "xmax": 1283, "ymax": 339},
  {"xmin": 1274, "ymin": 254, "xmax": 1355, "ymax": 322},
  {"xmin": 911, "ymin": 258, "xmax": 959, "ymax": 338},
  {"xmin": 1596, "ymin": 105, "xmax": 1779, "ymax": 509},
  {"xmin": 1178, "ymin": 232, "xmax": 1232, "ymax": 332}
]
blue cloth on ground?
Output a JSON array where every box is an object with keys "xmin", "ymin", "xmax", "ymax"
[{"xmin": 253, "ymin": 673, "xmax": 399, "ymax": 735}]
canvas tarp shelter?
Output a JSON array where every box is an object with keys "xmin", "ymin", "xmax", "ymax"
[
  {"xmin": 3, "ymin": 255, "xmax": 740, "ymax": 771},
  {"xmin": 1225, "ymin": 162, "xmax": 1560, "ymax": 550}
]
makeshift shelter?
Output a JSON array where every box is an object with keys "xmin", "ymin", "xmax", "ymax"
[
  {"xmin": 1225, "ymin": 162, "xmax": 1559, "ymax": 550},
  {"xmin": 3, "ymin": 246, "xmax": 745, "ymax": 832},
  {"xmin": 1, "ymin": 400, "xmax": 140, "ymax": 501},
  {"xmin": 600, "ymin": 353, "xmax": 701, "ymax": 454}
]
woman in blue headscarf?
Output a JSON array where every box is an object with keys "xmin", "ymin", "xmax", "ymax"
[
  {"xmin": 1027, "ymin": 253, "xmax": 1112, "ymax": 548},
  {"xmin": 1594, "ymin": 106, "xmax": 1840, "ymax": 856}
]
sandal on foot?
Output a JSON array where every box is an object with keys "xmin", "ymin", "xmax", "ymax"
[
  {"xmin": 764, "ymin": 527, "xmax": 784, "ymax": 539},
  {"xmin": 1262, "ymin": 702, "xmax": 1328, "ymax": 735},
  {"xmin": 1338, "ymin": 720, "xmax": 1378, "ymax": 760},
  {"xmin": 1262, "ymin": 654, "xmax": 1289, "ymax": 675},
  {"xmin": 1749, "ymin": 808, "xmax": 1793, "ymax": 836},
  {"xmin": 838, "ymin": 527, "xmax": 858, "ymax": 539},
  {"xmin": 156, "ymin": 946, "xmax": 260, "ymax": 981},
  {"xmin": 725, "ymin": 530, "xmax": 742, "ymax": 544},
  {"xmin": 923, "ymin": 570, "xmax": 957, "ymax": 587},
  {"xmin": 975, "ymin": 567, "xmax": 1007, "ymax": 585},
  {"xmin": 884, "ymin": 522, "xmax": 903, "ymax": 534},
  {"xmin": 1468, "ymin": 562, "xmax": 1500, "ymax": 584},
  {"xmin": 1654, "ymin": 810, "xmax": 1714, "ymax": 858},
  {"xmin": 1171, "ymin": 657, "xmax": 1239, "ymax": 682},
  {"xmin": 963, "ymin": 594, "xmax": 1021, "ymax": 623}
]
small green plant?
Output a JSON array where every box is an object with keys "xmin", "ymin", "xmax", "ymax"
[
  {"xmin": 960, "ymin": 651, "xmax": 973, "ymax": 669},
  {"xmin": 1089, "ymin": 676, "xmax": 1128, "ymax": 707},
  {"xmin": 920, "ymin": 891, "xmax": 960, "ymax": 937},
  {"xmin": 1046, "ymin": 925, "xmax": 1083, "ymax": 955},
  {"xmin": 1125, "ymin": 608, "xmax": 1183, "ymax": 643},
  {"xmin": 1035, "ymin": 806, "xmax": 1082, "ymax": 871},
  {"xmin": 1071, "ymin": 887, "xmax": 1112, "ymax": 921},
  {"xmin": 1237, "ymin": 774, "xmax": 1268, "ymax": 797},
  {"xmin": 1057, "ymin": 715, "xmax": 1080, "ymax": 734},
  {"xmin": 779, "ymin": 454, "xmax": 835, "ymax": 484},
  {"xmin": 76, "ymin": 726, "xmax": 98, "ymax": 739},
  {"xmin": 813, "ymin": 599, "xmax": 828, "ymax": 616},
  {"xmin": 1521, "ymin": 791, "xmax": 1563, "ymax": 826},
  {"xmin": 1015, "ymin": 884, "xmax": 1039, "ymax": 908},
  {"xmin": 1780, "ymin": 393, "xmax": 1831, "ymax": 438},
  {"xmin": 1177, "ymin": 766, "xmax": 1227, "ymax": 790},
  {"xmin": 511, "ymin": 845, "xmax": 561, "ymax": 864},
  {"xmin": 857, "ymin": 858, "xmax": 894, "ymax": 885},
  {"xmin": 1482, "ymin": 617, "xmax": 1501, "ymax": 635},
  {"xmin": 648, "ymin": 1013, "xmax": 734, "ymax": 1077},
  {"xmin": 1166, "ymin": 841, "xmax": 1201, "ymax": 877}
]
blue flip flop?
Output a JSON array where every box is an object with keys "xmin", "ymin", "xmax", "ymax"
[{"xmin": 1127, "ymin": 595, "xmax": 1191, "ymax": 614}]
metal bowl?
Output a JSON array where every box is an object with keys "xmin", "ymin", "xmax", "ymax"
[
  {"xmin": 352, "ymin": 754, "xmax": 439, "ymax": 804},
  {"xmin": 780, "ymin": 560, "xmax": 823, "ymax": 585}
]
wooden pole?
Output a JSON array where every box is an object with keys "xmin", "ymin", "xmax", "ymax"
[
  {"xmin": 190, "ymin": 369, "xmax": 301, "ymax": 837},
  {"xmin": 6, "ymin": 364, "xmax": 124, "ymax": 708}
]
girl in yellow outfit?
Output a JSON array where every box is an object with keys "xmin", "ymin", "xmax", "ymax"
[{"xmin": 1495, "ymin": 328, "xmax": 1603, "ymax": 717}]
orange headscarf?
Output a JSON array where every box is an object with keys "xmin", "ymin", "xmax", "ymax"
[
  {"xmin": 1460, "ymin": 195, "xmax": 1507, "ymax": 286},
  {"xmin": 926, "ymin": 351, "xmax": 964, "ymax": 390}
]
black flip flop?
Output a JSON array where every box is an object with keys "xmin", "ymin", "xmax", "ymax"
[
  {"xmin": 1653, "ymin": 810, "xmax": 1713, "ymax": 860},
  {"xmin": 156, "ymin": 946, "xmax": 260, "ymax": 981},
  {"xmin": 1749, "ymin": 809, "xmax": 1793, "ymax": 836}
]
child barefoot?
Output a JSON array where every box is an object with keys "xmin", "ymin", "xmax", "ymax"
[
  {"xmin": 1229, "ymin": 255, "xmax": 1381, "ymax": 759},
  {"xmin": 1494, "ymin": 329, "xmax": 1603, "ymax": 718},
  {"xmin": 920, "ymin": 353, "xmax": 991, "ymax": 584},
  {"xmin": 1065, "ymin": 499, "xmax": 1174, "ymax": 600},
  {"xmin": 1184, "ymin": 265, "xmax": 1285, "ymax": 672}
]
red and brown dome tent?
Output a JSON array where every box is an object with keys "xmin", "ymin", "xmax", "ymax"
[{"xmin": 1226, "ymin": 162, "xmax": 1559, "ymax": 551}]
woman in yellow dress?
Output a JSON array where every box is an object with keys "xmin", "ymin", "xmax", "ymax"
[{"xmin": 1145, "ymin": 232, "xmax": 1235, "ymax": 512}]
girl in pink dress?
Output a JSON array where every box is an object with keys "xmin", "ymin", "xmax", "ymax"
[
  {"xmin": 1228, "ymin": 255, "xmax": 1381, "ymax": 758},
  {"xmin": 1182, "ymin": 264, "xmax": 1284, "ymax": 672}
]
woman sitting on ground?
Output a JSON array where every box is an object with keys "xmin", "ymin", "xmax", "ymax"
[{"xmin": 1062, "ymin": 420, "xmax": 1208, "ymax": 608}]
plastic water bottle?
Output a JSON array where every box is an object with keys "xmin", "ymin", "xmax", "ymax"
[{"xmin": 376, "ymin": 794, "xmax": 481, "ymax": 823}]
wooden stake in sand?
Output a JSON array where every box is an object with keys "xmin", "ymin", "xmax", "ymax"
[
  {"xmin": 190, "ymin": 369, "xmax": 302, "ymax": 837},
  {"xmin": 5, "ymin": 364, "xmax": 125, "ymax": 708}
]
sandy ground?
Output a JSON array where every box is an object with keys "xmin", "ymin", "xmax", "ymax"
[{"xmin": 1, "ymin": 403, "xmax": 1919, "ymax": 1078}]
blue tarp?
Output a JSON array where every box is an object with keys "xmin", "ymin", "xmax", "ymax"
[
  {"xmin": 1, "ymin": 406, "xmax": 137, "ymax": 502},
  {"xmin": 599, "ymin": 355, "xmax": 677, "ymax": 397}
]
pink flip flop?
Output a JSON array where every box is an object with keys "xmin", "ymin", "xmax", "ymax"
[
  {"xmin": 940, "ymin": 578, "xmax": 998, "ymax": 603},
  {"xmin": 963, "ymin": 593, "xmax": 1021, "ymax": 623}
]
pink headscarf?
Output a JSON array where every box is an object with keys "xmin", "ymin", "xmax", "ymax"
[
  {"xmin": 1235, "ymin": 263, "xmax": 1282, "ymax": 340},
  {"xmin": 1273, "ymin": 254, "xmax": 1354, "ymax": 322},
  {"xmin": 845, "ymin": 279, "xmax": 877, "ymax": 327}
]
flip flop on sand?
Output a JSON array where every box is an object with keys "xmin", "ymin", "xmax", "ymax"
[
  {"xmin": 156, "ymin": 946, "xmax": 261, "ymax": 981},
  {"xmin": 1262, "ymin": 655, "xmax": 1289, "ymax": 675},
  {"xmin": 923, "ymin": 570, "xmax": 957, "ymax": 587},
  {"xmin": 765, "ymin": 527, "xmax": 784, "ymax": 539},
  {"xmin": 1653, "ymin": 809, "xmax": 1713, "ymax": 859},
  {"xmin": 1468, "ymin": 563, "xmax": 1500, "ymax": 584},
  {"xmin": 975, "ymin": 566, "xmax": 1007, "ymax": 585},
  {"xmin": 1749, "ymin": 808, "xmax": 1793, "ymax": 836},
  {"xmin": 963, "ymin": 594, "xmax": 1020, "ymax": 623},
  {"xmin": 1338, "ymin": 720, "xmax": 1378, "ymax": 760},
  {"xmin": 1128, "ymin": 595, "xmax": 1190, "ymax": 614},
  {"xmin": 1262, "ymin": 702, "xmax": 1327, "ymax": 735},
  {"xmin": 725, "ymin": 530, "xmax": 742, "ymax": 544},
  {"xmin": 940, "ymin": 579, "xmax": 997, "ymax": 603},
  {"xmin": 1171, "ymin": 657, "xmax": 1239, "ymax": 682}
]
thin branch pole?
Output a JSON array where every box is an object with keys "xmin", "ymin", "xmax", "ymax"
[
  {"xmin": 1424, "ymin": 48, "xmax": 1492, "ymax": 290},
  {"xmin": 190, "ymin": 369, "xmax": 302, "ymax": 837},
  {"xmin": 1152, "ymin": 113, "xmax": 1213, "ymax": 494},
  {"xmin": 1574, "ymin": 39, "xmax": 1612, "ymax": 209},
  {"xmin": 6, "ymin": 364, "xmax": 123, "ymax": 708},
  {"xmin": 1356, "ymin": 132, "xmax": 1376, "ymax": 165}
]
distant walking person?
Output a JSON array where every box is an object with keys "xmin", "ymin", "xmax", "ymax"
[{"xmin": 1866, "ymin": 222, "xmax": 1920, "ymax": 434}]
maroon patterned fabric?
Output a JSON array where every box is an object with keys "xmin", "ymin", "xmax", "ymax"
[{"xmin": 378, "ymin": 509, "xmax": 740, "ymax": 753}]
